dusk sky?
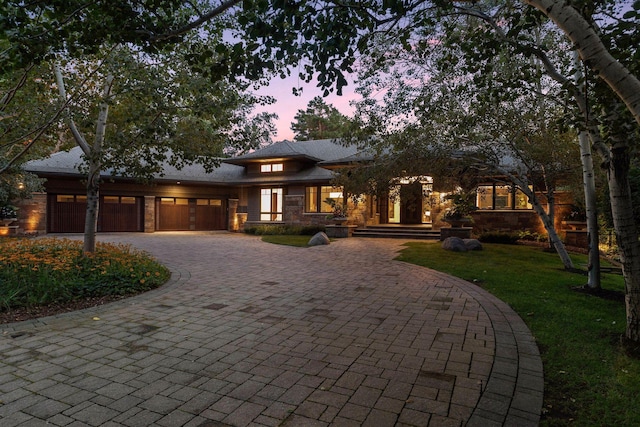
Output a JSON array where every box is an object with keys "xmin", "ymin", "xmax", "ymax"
[{"xmin": 255, "ymin": 73, "xmax": 359, "ymax": 141}]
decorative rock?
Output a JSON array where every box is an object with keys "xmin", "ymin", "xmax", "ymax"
[
  {"xmin": 463, "ymin": 239, "xmax": 483, "ymax": 251},
  {"xmin": 442, "ymin": 237, "xmax": 467, "ymax": 252},
  {"xmin": 308, "ymin": 232, "xmax": 330, "ymax": 246}
]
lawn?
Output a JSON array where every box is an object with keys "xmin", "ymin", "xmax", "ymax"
[
  {"xmin": 260, "ymin": 234, "xmax": 314, "ymax": 247},
  {"xmin": 397, "ymin": 241, "xmax": 638, "ymax": 426}
]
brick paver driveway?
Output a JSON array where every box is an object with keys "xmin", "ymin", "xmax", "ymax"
[{"xmin": 1, "ymin": 232, "xmax": 542, "ymax": 426}]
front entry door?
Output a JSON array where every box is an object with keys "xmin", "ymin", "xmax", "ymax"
[{"xmin": 400, "ymin": 183, "xmax": 423, "ymax": 224}]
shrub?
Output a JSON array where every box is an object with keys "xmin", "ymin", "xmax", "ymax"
[
  {"xmin": 244, "ymin": 225, "xmax": 325, "ymax": 235},
  {"xmin": 478, "ymin": 231, "xmax": 520, "ymax": 244},
  {"xmin": 0, "ymin": 237, "xmax": 170, "ymax": 311},
  {"xmin": 518, "ymin": 230, "xmax": 548, "ymax": 242}
]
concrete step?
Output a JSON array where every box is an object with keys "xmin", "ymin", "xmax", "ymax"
[{"xmin": 352, "ymin": 226, "xmax": 440, "ymax": 240}]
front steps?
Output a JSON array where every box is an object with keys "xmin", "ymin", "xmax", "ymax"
[{"xmin": 352, "ymin": 225, "xmax": 440, "ymax": 240}]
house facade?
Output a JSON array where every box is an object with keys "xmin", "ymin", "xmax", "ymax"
[{"xmin": 10, "ymin": 139, "xmax": 573, "ymax": 237}]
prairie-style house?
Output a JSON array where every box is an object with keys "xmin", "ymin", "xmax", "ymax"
[{"xmin": 11, "ymin": 139, "xmax": 573, "ymax": 237}]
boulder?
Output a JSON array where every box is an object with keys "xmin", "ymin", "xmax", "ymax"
[
  {"xmin": 442, "ymin": 236, "xmax": 467, "ymax": 252},
  {"xmin": 308, "ymin": 232, "xmax": 330, "ymax": 246},
  {"xmin": 463, "ymin": 239, "xmax": 483, "ymax": 251}
]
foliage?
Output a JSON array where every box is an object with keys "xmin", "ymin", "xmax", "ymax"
[
  {"xmin": 477, "ymin": 231, "xmax": 520, "ymax": 244},
  {"xmin": 244, "ymin": 224, "xmax": 325, "ymax": 236},
  {"xmin": 291, "ymin": 96, "xmax": 350, "ymax": 141},
  {"xmin": 397, "ymin": 241, "xmax": 636, "ymax": 426},
  {"xmin": 324, "ymin": 197, "xmax": 346, "ymax": 219},
  {"xmin": 0, "ymin": 237, "xmax": 170, "ymax": 311},
  {"xmin": 0, "ymin": 205, "xmax": 17, "ymax": 219},
  {"xmin": 442, "ymin": 191, "xmax": 477, "ymax": 222}
]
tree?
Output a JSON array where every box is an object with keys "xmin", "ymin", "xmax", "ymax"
[
  {"xmin": 290, "ymin": 96, "xmax": 349, "ymax": 141},
  {"xmin": 53, "ymin": 43, "xmax": 274, "ymax": 253}
]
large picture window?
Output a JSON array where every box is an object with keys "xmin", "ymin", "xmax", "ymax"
[
  {"xmin": 305, "ymin": 185, "xmax": 343, "ymax": 213},
  {"xmin": 476, "ymin": 184, "xmax": 532, "ymax": 210},
  {"xmin": 261, "ymin": 188, "xmax": 283, "ymax": 221}
]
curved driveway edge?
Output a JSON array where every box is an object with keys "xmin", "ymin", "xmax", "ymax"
[{"xmin": 0, "ymin": 233, "xmax": 542, "ymax": 426}]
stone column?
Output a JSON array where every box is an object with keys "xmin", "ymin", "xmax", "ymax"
[
  {"xmin": 284, "ymin": 195, "xmax": 304, "ymax": 225},
  {"xmin": 144, "ymin": 196, "xmax": 155, "ymax": 233},
  {"xmin": 228, "ymin": 199, "xmax": 239, "ymax": 231}
]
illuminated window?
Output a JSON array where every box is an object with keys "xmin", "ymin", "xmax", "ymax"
[
  {"xmin": 104, "ymin": 196, "xmax": 119, "ymax": 204},
  {"xmin": 121, "ymin": 197, "xmax": 136, "ymax": 204},
  {"xmin": 197, "ymin": 199, "xmax": 223, "ymax": 206},
  {"xmin": 160, "ymin": 198, "xmax": 189, "ymax": 205},
  {"xmin": 260, "ymin": 163, "xmax": 284, "ymax": 173},
  {"xmin": 56, "ymin": 195, "xmax": 86, "ymax": 203},
  {"xmin": 476, "ymin": 184, "xmax": 532, "ymax": 210},
  {"xmin": 260, "ymin": 188, "xmax": 283, "ymax": 221},
  {"xmin": 305, "ymin": 187, "xmax": 318, "ymax": 212},
  {"xmin": 305, "ymin": 186, "xmax": 343, "ymax": 213},
  {"xmin": 57, "ymin": 195, "xmax": 76, "ymax": 203}
]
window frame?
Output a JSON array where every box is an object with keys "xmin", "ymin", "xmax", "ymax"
[
  {"xmin": 476, "ymin": 184, "xmax": 532, "ymax": 210},
  {"xmin": 260, "ymin": 163, "xmax": 284, "ymax": 173},
  {"xmin": 305, "ymin": 185, "xmax": 343, "ymax": 213},
  {"xmin": 260, "ymin": 187, "xmax": 283, "ymax": 221}
]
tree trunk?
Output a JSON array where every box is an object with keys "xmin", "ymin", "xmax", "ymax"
[
  {"xmin": 530, "ymin": 192, "xmax": 575, "ymax": 270},
  {"xmin": 83, "ymin": 74, "xmax": 114, "ymax": 254},
  {"xmin": 607, "ymin": 143, "xmax": 640, "ymax": 341},
  {"xmin": 524, "ymin": 0, "xmax": 640, "ymax": 126},
  {"xmin": 579, "ymin": 129, "xmax": 601, "ymax": 289}
]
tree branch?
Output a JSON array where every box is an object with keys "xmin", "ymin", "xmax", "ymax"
[{"xmin": 147, "ymin": 0, "xmax": 243, "ymax": 42}]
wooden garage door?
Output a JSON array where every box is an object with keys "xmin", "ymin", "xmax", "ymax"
[
  {"xmin": 195, "ymin": 199, "xmax": 226, "ymax": 230},
  {"xmin": 100, "ymin": 196, "xmax": 143, "ymax": 232},
  {"xmin": 157, "ymin": 198, "xmax": 226, "ymax": 231},
  {"xmin": 49, "ymin": 194, "xmax": 143, "ymax": 233}
]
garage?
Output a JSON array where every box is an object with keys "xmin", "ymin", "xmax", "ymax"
[
  {"xmin": 157, "ymin": 197, "xmax": 226, "ymax": 231},
  {"xmin": 48, "ymin": 194, "xmax": 144, "ymax": 233}
]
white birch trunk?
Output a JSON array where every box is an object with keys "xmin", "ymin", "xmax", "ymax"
[
  {"xmin": 579, "ymin": 130, "xmax": 601, "ymax": 289},
  {"xmin": 83, "ymin": 74, "xmax": 114, "ymax": 254},
  {"xmin": 573, "ymin": 51, "xmax": 601, "ymax": 289},
  {"xmin": 523, "ymin": 0, "xmax": 640, "ymax": 126}
]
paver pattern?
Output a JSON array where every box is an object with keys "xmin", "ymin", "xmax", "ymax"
[{"xmin": 1, "ymin": 233, "xmax": 543, "ymax": 426}]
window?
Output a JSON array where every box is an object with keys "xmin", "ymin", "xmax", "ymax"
[
  {"xmin": 260, "ymin": 163, "xmax": 283, "ymax": 173},
  {"xmin": 305, "ymin": 185, "xmax": 343, "ymax": 213},
  {"xmin": 160, "ymin": 198, "xmax": 188, "ymax": 205},
  {"xmin": 261, "ymin": 188, "xmax": 283, "ymax": 221},
  {"xmin": 476, "ymin": 184, "xmax": 532, "ymax": 210},
  {"xmin": 196, "ymin": 199, "xmax": 223, "ymax": 206},
  {"xmin": 56, "ymin": 195, "xmax": 86, "ymax": 203}
]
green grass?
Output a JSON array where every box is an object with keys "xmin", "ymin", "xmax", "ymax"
[
  {"xmin": 260, "ymin": 234, "xmax": 315, "ymax": 247},
  {"xmin": 0, "ymin": 237, "xmax": 170, "ymax": 311},
  {"xmin": 397, "ymin": 241, "xmax": 639, "ymax": 426}
]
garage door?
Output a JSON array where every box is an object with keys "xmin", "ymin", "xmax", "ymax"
[
  {"xmin": 49, "ymin": 194, "xmax": 143, "ymax": 233},
  {"xmin": 157, "ymin": 198, "xmax": 226, "ymax": 231}
]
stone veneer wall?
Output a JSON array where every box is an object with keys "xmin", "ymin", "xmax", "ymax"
[
  {"xmin": 15, "ymin": 193, "xmax": 47, "ymax": 234},
  {"xmin": 471, "ymin": 210, "xmax": 545, "ymax": 234}
]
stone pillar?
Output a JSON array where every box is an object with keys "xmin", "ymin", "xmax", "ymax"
[
  {"xmin": 144, "ymin": 196, "xmax": 155, "ymax": 233},
  {"xmin": 16, "ymin": 193, "xmax": 47, "ymax": 234},
  {"xmin": 228, "ymin": 199, "xmax": 239, "ymax": 231},
  {"xmin": 284, "ymin": 195, "xmax": 304, "ymax": 225}
]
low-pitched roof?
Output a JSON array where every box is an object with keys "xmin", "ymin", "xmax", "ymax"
[
  {"xmin": 24, "ymin": 146, "xmax": 245, "ymax": 184},
  {"xmin": 223, "ymin": 139, "xmax": 361, "ymax": 166},
  {"xmin": 25, "ymin": 140, "xmax": 369, "ymax": 185}
]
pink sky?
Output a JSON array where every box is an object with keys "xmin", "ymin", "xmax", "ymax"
[{"xmin": 255, "ymin": 74, "xmax": 359, "ymax": 141}]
